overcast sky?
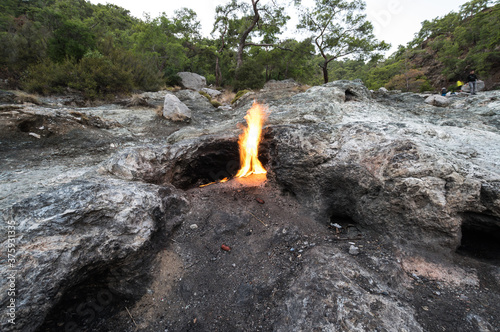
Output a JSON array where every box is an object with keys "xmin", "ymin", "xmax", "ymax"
[{"xmin": 88, "ymin": 0, "xmax": 472, "ymax": 55}]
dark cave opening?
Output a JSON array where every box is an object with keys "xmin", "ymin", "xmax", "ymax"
[
  {"xmin": 17, "ymin": 118, "xmax": 43, "ymax": 132},
  {"xmin": 36, "ymin": 268, "xmax": 131, "ymax": 332},
  {"xmin": 329, "ymin": 212, "xmax": 362, "ymax": 238},
  {"xmin": 345, "ymin": 89, "xmax": 357, "ymax": 102},
  {"xmin": 456, "ymin": 212, "xmax": 500, "ymax": 264},
  {"xmin": 170, "ymin": 138, "xmax": 270, "ymax": 190}
]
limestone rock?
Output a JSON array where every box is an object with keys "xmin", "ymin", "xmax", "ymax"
[
  {"xmin": 0, "ymin": 178, "xmax": 188, "ymax": 332},
  {"xmin": 263, "ymin": 79, "xmax": 301, "ymax": 91},
  {"xmin": 324, "ymin": 79, "xmax": 372, "ymax": 100},
  {"xmin": 275, "ymin": 247, "xmax": 424, "ymax": 332},
  {"xmin": 0, "ymin": 90, "xmax": 16, "ymax": 104},
  {"xmin": 461, "ymin": 80, "xmax": 485, "ymax": 93},
  {"xmin": 425, "ymin": 95, "xmax": 451, "ymax": 107},
  {"xmin": 200, "ymin": 88, "xmax": 222, "ymax": 98},
  {"xmin": 163, "ymin": 94, "xmax": 192, "ymax": 122},
  {"xmin": 177, "ymin": 72, "xmax": 206, "ymax": 90}
]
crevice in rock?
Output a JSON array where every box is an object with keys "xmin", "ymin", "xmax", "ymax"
[
  {"xmin": 345, "ymin": 89, "xmax": 357, "ymax": 102},
  {"xmin": 17, "ymin": 117, "xmax": 43, "ymax": 132},
  {"xmin": 36, "ymin": 186, "xmax": 186, "ymax": 332},
  {"xmin": 330, "ymin": 212, "xmax": 363, "ymax": 239},
  {"xmin": 456, "ymin": 212, "xmax": 500, "ymax": 264},
  {"xmin": 36, "ymin": 267, "xmax": 131, "ymax": 332},
  {"xmin": 169, "ymin": 138, "xmax": 271, "ymax": 190}
]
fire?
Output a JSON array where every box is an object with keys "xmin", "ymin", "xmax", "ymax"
[{"xmin": 235, "ymin": 101, "xmax": 268, "ymax": 178}]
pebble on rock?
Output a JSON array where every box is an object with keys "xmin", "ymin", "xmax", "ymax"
[{"xmin": 349, "ymin": 245, "xmax": 360, "ymax": 255}]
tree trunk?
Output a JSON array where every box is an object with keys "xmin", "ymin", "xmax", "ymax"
[
  {"xmin": 215, "ymin": 56, "xmax": 222, "ymax": 87},
  {"xmin": 322, "ymin": 64, "xmax": 329, "ymax": 83},
  {"xmin": 236, "ymin": 0, "xmax": 260, "ymax": 71}
]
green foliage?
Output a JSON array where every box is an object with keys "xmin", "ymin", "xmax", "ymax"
[
  {"xmin": 297, "ymin": 0, "xmax": 390, "ymax": 83},
  {"xmin": 408, "ymin": 0, "xmax": 500, "ymax": 83},
  {"xmin": 22, "ymin": 52, "xmax": 135, "ymax": 99},
  {"xmin": 233, "ymin": 59, "xmax": 265, "ymax": 91},
  {"xmin": 232, "ymin": 89, "xmax": 251, "ymax": 104},
  {"xmin": 211, "ymin": 100, "xmax": 222, "ymax": 108},
  {"xmin": 3, "ymin": 0, "xmax": 499, "ymax": 98},
  {"xmin": 364, "ymin": 59, "xmax": 404, "ymax": 89},
  {"xmin": 68, "ymin": 55, "xmax": 134, "ymax": 99},
  {"xmin": 21, "ymin": 59, "xmax": 75, "ymax": 95},
  {"xmin": 198, "ymin": 91, "xmax": 211, "ymax": 101},
  {"xmin": 385, "ymin": 69, "xmax": 431, "ymax": 92},
  {"xmin": 363, "ymin": 0, "xmax": 500, "ymax": 90},
  {"xmin": 48, "ymin": 19, "xmax": 95, "ymax": 62}
]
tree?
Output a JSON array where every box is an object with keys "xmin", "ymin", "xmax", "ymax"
[
  {"xmin": 48, "ymin": 18, "xmax": 95, "ymax": 62},
  {"xmin": 212, "ymin": 0, "xmax": 243, "ymax": 86},
  {"xmin": 233, "ymin": 0, "xmax": 289, "ymax": 70},
  {"xmin": 297, "ymin": 0, "xmax": 389, "ymax": 83}
]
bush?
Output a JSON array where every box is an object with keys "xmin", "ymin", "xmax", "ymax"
[
  {"xmin": 69, "ymin": 56, "xmax": 134, "ymax": 99},
  {"xmin": 21, "ymin": 55, "xmax": 134, "ymax": 99},
  {"xmin": 233, "ymin": 60, "xmax": 265, "ymax": 91},
  {"xmin": 211, "ymin": 100, "xmax": 222, "ymax": 108},
  {"xmin": 231, "ymin": 89, "xmax": 251, "ymax": 104},
  {"xmin": 198, "ymin": 91, "xmax": 211, "ymax": 101},
  {"xmin": 165, "ymin": 73, "xmax": 182, "ymax": 87},
  {"xmin": 21, "ymin": 59, "xmax": 75, "ymax": 95}
]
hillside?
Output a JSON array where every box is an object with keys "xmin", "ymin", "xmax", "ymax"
[{"xmin": 379, "ymin": 0, "xmax": 500, "ymax": 92}]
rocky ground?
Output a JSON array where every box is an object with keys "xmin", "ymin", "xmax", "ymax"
[{"xmin": 0, "ymin": 82, "xmax": 499, "ymax": 332}]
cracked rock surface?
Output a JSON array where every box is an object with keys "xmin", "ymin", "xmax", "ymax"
[{"xmin": 1, "ymin": 81, "xmax": 499, "ymax": 331}]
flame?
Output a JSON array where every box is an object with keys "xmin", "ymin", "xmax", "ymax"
[{"xmin": 235, "ymin": 101, "xmax": 268, "ymax": 178}]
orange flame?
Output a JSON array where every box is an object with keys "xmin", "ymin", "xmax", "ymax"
[{"xmin": 235, "ymin": 101, "xmax": 268, "ymax": 178}]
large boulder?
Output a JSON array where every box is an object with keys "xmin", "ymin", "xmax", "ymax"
[
  {"xmin": 163, "ymin": 94, "xmax": 192, "ymax": 122},
  {"xmin": 200, "ymin": 88, "xmax": 222, "ymax": 98},
  {"xmin": 425, "ymin": 95, "xmax": 451, "ymax": 107},
  {"xmin": 0, "ymin": 178, "xmax": 188, "ymax": 332},
  {"xmin": 0, "ymin": 90, "xmax": 16, "ymax": 104},
  {"xmin": 461, "ymin": 80, "xmax": 485, "ymax": 93},
  {"xmin": 262, "ymin": 79, "xmax": 301, "ymax": 91},
  {"xmin": 177, "ymin": 72, "xmax": 207, "ymax": 90},
  {"xmin": 324, "ymin": 79, "xmax": 372, "ymax": 100}
]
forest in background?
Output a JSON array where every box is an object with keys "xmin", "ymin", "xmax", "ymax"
[{"xmin": 0, "ymin": 0, "xmax": 499, "ymax": 99}]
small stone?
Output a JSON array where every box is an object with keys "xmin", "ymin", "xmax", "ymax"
[
  {"xmin": 349, "ymin": 245, "xmax": 360, "ymax": 255},
  {"xmin": 189, "ymin": 224, "xmax": 198, "ymax": 230}
]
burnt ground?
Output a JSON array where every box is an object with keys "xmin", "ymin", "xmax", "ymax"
[
  {"xmin": 1, "ymin": 101, "xmax": 500, "ymax": 331},
  {"xmin": 39, "ymin": 176, "xmax": 500, "ymax": 332}
]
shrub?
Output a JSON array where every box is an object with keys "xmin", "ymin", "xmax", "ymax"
[
  {"xmin": 233, "ymin": 60, "xmax": 265, "ymax": 91},
  {"xmin": 165, "ymin": 73, "xmax": 182, "ymax": 87},
  {"xmin": 231, "ymin": 89, "xmax": 251, "ymax": 104},
  {"xmin": 198, "ymin": 91, "xmax": 211, "ymax": 101},
  {"xmin": 211, "ymin": 100, "xmax": 222, "ymax": 108},
  {"xmin": 21, "ymin": 59, "xmax": 75, "ymax": 95},
  {"xmin": 69, "ymin": 56, "xmax": 134, "ymax": 99}
]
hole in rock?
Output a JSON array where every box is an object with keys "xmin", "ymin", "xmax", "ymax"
[
  {"xmin": 345, "ymin": 89, "xmax": 357, "ymax": 102},
  {"xmin": 457, "ymin": 212, "xmax": 500, "ymax": 264},
  {"xmin": 329, "ymin": 213, "xmax": 362, "ymax": 238},
  {"xmin": 170, "ymin": 138, "xmax": 270, "ymax": 190},
  {"xmin": 18, "ymin": 117, "xmax": 43, "ymax": 132},
  {"xmin": 36, "ymin": 269, "xmax": 129, "ymax": 332}
]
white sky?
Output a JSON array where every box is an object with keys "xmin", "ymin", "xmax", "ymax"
[{"xmin": 88, "ymin": 0, "xmax": 472, "ymax": 55}]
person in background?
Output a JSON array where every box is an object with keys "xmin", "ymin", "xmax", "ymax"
[
  {"xmin": 456, "ymin": 80, "xmax": 464, "ymax": 92},
  {"xmin": 441, "ymin": 87, "xmax": 447, "ymax": 96},
  {"xmin": 467, "ymin": 70, "xmax": 478, "ymax": 95}
]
